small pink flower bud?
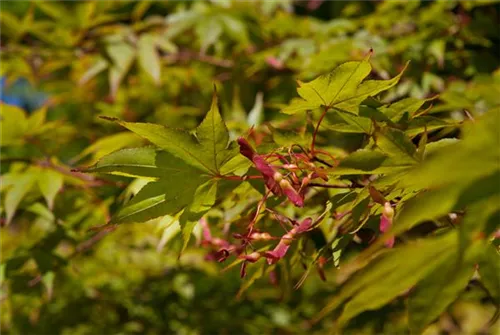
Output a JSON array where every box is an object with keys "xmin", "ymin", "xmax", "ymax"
[
  {"xmin": 269, "ymin": 270, "xmax": 278, "ymax": 285},
  {"xmin": 283, "ymin": 164, "xmax": 298, "ymax": 171},
  {"xmin": 200, "ymin": 217, "xmax": 212, "ymax": 242},
  {"xmin": 290, "ymin": 173, "xmax": 300, "ymax": 185},
  {"xmin": 279, "ymin": 179, "xmax": 304, "ymax": 207},
  {"xmin": 250, "ymin": 232, "xmax": 261, "ymax": 240},
  {"xmin": 379, "ymin": 215, "xmax": 391, "ymax": 234},
  {"xmin": 266, "ymin": 56, "xmax": 284, "ymax": 70},
  {"xmin": 278, "ymin": 178, "xmax": 290, "ymax": 188},
  {"xmin": 212, "ymin": 238, "xmax": 229, "ymax": 248},
  {"xmin": 384, "ymin": 235, "xmax": 395, "ymax": 248},
  {"xmin": 242, "ymin": 252, "xmax": 261, "ymax": 263},
  {"xmin": 380, "ymin": 202, "xmax": 395, "ymax": 248},
  {"xmin": 250, "ymin": 232, "xmax": 272, "ymax": 241},
  {"xmin": 259, "ymin": 232, "xmax": 272, "ymax": 240},
  {"xmin": 383, "ymin": 202, "xmax": 394, "ymax": 219},
  {"xmin": 282, "ymin": 233, "xmax": 294, "ymax": 245},
  {"xmin": 273, "ymin": 171, "xmax": 283, "ymax": 183},
  {"xmin": 301, "ymin": 176, "xmax": 310, "ymax": 188}
]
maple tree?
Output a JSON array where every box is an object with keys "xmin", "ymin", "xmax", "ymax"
[
  {"xmin": 1, "ymin": 1, "xmax": 499, "ymax": 334},
  {"xmin": 80, "ymin": 59, "xmax": 499, "ymax": 331}
]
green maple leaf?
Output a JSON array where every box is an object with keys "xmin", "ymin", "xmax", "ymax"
[
  {"xmin": 282, "ymin": 59, "xmax": 408, "ymax": 115},
  {"xmin": 101, "ymin": 92, "xmax": 238, "ymax": 175},
  {"xmin": 85, "ymin": 93, "xmax": 243, "ymax": 229},
  {"xmin": 84, "ymin": 147, "xmax": 208, "ymax": 224}
]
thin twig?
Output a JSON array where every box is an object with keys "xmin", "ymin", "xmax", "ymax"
[
  {"xmin": 311, "ymin": 156, "xmax": 333, "ymax": 168},
  {"xmin": 311, "ymin": 106, "xmax": 329, "ymax": 155},
  {"xmin": 464, "ymin": 109, "xmax": 475, "ymax": 122},
  {"xmin": 309, "ymin": 183, "xmax": 363, "ymax": 189}
]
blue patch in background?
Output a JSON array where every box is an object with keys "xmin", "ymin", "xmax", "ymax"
[{"xmin": 0, "ymin": 77, "xmax": 48, "ymax": 112}]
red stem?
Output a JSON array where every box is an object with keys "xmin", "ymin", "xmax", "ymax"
[
  {"xmin": 309, "ymin": 183, "xmax": 363, "ymax": 189},
  {"xmin": 248, "ymin": 190, "xmax": 271, "ymax": 233}
]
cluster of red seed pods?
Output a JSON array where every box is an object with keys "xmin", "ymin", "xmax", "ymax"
[{"xmin": 200, "ymin": 137, "xmax": 396, "ymax": 278}]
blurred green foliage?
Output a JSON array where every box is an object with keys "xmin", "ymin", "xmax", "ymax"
[{"xmin": 1, "ymin": 1, "xmax": 499, "ymax": 334}]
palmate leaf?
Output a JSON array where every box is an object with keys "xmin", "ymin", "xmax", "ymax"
[
  {"xmin": 86, "ymin": 148, "xmax": 207, "ymax": 224},
  {"xmin": 408, "ymin": 243, "xmax": 480, "ymax": 334},
  {"xmin": 316, "ymin": 110, "xmax": 500, "ymax": 330},
  {"xmin": 390, "ymin": 111, "xmax": 500, "ymax": 236},
  {"xmin": 87, "ymin": 94, "xmax": 240, "ymax": 247},
  {"xmin": 399, "ymin": 108, "xmax": 500, "ymax": 190},
  {"xmin": 336, "ymin": 236, "xmax": 456, "ymax": 329},
  {"xmin": 407, "ymin": 197, "xmax": 499, "ymax": 334},
  {"xmin": 282, "ymin": 59, "xmax": 408, "ymax": 114},
  {"xmin": 86, "ymin": 146, "xmax": 221, "ymax": 252},
  {"xmin": 103, "ymin": 93, "xmax": 237, "ymax": 175},
  {"xmin": 316, "ymin": 231, "xmax": 458, "ymax": 327}
]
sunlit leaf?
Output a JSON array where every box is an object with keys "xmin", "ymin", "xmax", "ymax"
[
  {"xmin": 105, "ymin": 93, "xmax": 237, "ymax": 175},
  {"xmin": 0, "ymin": 104, "xmax": 27, "ymax": 146},
  {"xmin": 74, "ymin": 132, "xmax": 142, "ymax": 164},
  {"xmin": 408, "ymin": 244, "xmax": 480, "ymax": 334},
  {"xmin": 318, "ymin": 232, "xmax": 458, "ymax": 327},
  {"xmin": 138, "ymin": 33, "xmax": 161, "ymax": 84},
  {"xmin": 478, "ymin": 245, "xmax": 500, "ymax": 307},
  {"xmin": 37, "ymin": 168, "xmax": 63, "ymax": 210},
  {"xmin": 400, "ymin": 109, "xmax": 500, "ymax": 189},
  {"xmin": 106, "ymin": 38, "xmax": 135, "ymax": 98},
  {"xmin": 4, "ymin": 170, "xmax": 37, "ymax": 225},
  {"xmin": 79, "ymin": 57, "xmax": 108, "ymax": 85},
  {"xmin": 282, "ymin": 60, "xmax": 408, "ymax": 114},
  {"xmin": 190, "ymin": 180, "xmax": 218, "ymax": 214}
]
